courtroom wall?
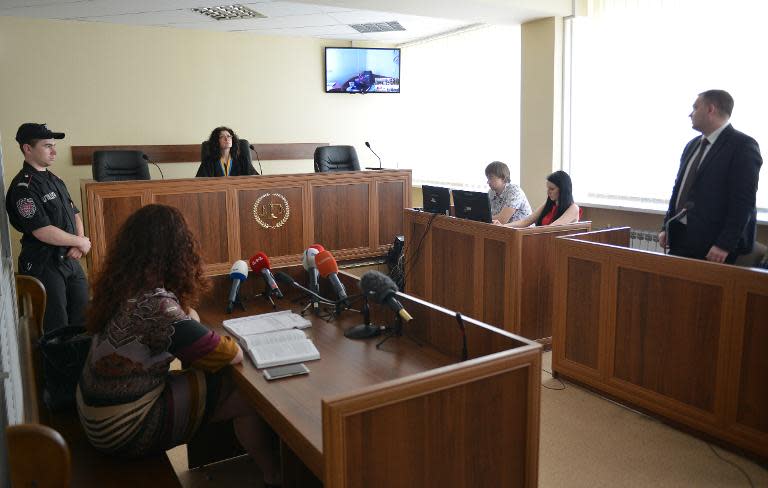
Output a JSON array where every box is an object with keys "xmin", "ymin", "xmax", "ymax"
[{"xmin": 0, "ymin": 16, "xmax": 403, "ymax": 261}]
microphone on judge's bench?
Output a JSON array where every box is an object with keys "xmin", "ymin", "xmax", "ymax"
[
  {"xmin": 142, "ymin": 153, "xmax": 164, "ymax": 179},
  {"xmin": 248, "ymin": 144, "xmax": 263, "ymax": 175},
  {"xmin": 364, "ymin": 141, "xmax": 383, "ymax": 171}
]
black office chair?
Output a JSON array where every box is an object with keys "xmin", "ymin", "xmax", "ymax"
[
  {"xmin": 92, "ymin": 150, "xmax": 150, "ymax": 182},
  {"xmin": 314, "ymin": 145, "xmax": 361, "ymax": 172}
]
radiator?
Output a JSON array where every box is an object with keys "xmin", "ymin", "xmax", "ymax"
[{"xmin": 630, "ymin": 229, "xmax": 663, "ymax": 254}]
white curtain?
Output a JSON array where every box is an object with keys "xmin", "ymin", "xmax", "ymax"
[
  {"xmin": 386, "ymin": 25, "xmax": 521, "ymax": 190},
  {"xmin": 568, "ymin": 0, "xmax": 768, "ymax": 213}
]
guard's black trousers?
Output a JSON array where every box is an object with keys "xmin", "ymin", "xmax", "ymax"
[{"xmin": 21, "ymin": 256, "xmax": 88, "ymax": 333}]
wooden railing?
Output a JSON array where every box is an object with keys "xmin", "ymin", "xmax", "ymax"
[
  {"xmin": 552, "ymin": 228, "xmax": 768, "ymax": 461},
  {"xmin": 81, "ymin": 170, "xmax": 412, "ymax": 277},
  {"xmin": 403, "ymin": 209, "xmax": 591, "ymax": 342}
]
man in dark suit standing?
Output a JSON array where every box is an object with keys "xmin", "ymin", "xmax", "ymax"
[{"xmin": 659, "ymin": 90, "xmax": 762, "ymax": 264}]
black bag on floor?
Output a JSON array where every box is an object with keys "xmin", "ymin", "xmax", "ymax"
[{"xmin": 38, "ymin": 326, "xmax": 92, "ymax": 411}]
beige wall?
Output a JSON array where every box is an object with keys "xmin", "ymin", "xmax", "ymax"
[
  {"xmin": 2, "ymin": 14, "xmax": 765, "ymax": 264},
  {"xmin": 0, "ymin": 16, "xmax": 402, "ymax": 260},
  {"xmin": 520, "ymin": 16, "xmax": 562, "ymax": 209}
]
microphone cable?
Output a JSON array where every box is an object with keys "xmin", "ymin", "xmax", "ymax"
[
  {"xmin": 401, "ymin": 211, "xmax": 440, "ymax": 286},
  {"xmin": 142, "ymin": 153, "xmax": 164, "ymax": 179},
  {"xmin": 249, "ymin": 144, "xmax": 264, "ymax": 175}
]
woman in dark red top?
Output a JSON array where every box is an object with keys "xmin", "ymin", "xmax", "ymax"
[{"xmin": 498, "ymin": 170, "xmax": 580, "ymax": 227}]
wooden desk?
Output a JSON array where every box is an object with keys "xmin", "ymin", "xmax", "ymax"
[
  {"xmin": 81, "ymin": 170, "xmax": 411, "ymax": 277},
  {"xmin": 403, "ymin": 209, "xmax": 591, "ymax": 342},
  {"xmin": 553, "ymin": 228, "xmax": 768, "ymax": 461},
  {"xmin": 195, "ymin": 269, "xmax": 542, "ymax": 487}
]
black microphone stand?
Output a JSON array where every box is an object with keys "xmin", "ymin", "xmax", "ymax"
[
  {"xmin": 365, "ymin": 142, "xmax": 384, "ymax": 170},
  {"xmin": 376, "ymin": 313, "xmax": 405, "ymax": 349},
  {"xmin": 255, "ymin": 285, "xmax": 278, "ymax": 310},
  {"xmin": 225, "ymin": 290, "xmax": 246, "ymax": 314},
  {"xmin": 344, "ymin": 295, "xmax": 381, "ymax": 339}
]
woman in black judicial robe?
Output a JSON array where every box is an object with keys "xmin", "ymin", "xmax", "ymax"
[{"xmin": 195, "ymin": 126, "xmax": 258, "ymax": 177}]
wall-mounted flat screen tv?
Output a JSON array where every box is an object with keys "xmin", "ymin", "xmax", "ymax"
[{"xmin": 325, "ymin": 47, "xmax": 400, "ymax": 93}]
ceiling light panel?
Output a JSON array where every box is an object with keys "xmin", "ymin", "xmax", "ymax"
[
  {"xmin": 349, "ymin": 21, "xmax": 405, "ymax": 33},
  {"xmin": 192, "ymin": 4, "xmax": 265, "ymax": 21}
]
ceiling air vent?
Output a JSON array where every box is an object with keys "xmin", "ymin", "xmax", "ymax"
[
  {"xmin": 192, "ymin": 5, "xmax": 265, "ymax": 21},
  {"xmin": 349, "ymin": 21, "xmax": 405, "ymax": 33}
]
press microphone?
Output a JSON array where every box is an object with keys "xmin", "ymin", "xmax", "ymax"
[
  {"xmin": 248, "ymin": 252, "xmax": 283, "ymax": 299},
  {"xmin": 249, "ymin": 144, "xmax": 263, "ymax": 175},
  {"xmin": 274, "ymin": 272, "xmax": 337, "ymax": 305},
  {"xmin": 315, "ymin": 250, "xmax": 348, "ymax": 304},
  {"xmin": 142, "ymin": 153, "xmax": 165, "ymax": 179},
  {"xmin": 364, "ymin": 141, "xmax": 384, "ymax": 170},
  {"xmin": 302, "ymin": 247, "xmax": 321, "ymax": 292},
  {"xmin": 226, "ymin": 260, "xmax": 248, "ymax": 313},
  {"xmin": 360, "ymin": 271, "xmax": 412, "ymax": 322}
]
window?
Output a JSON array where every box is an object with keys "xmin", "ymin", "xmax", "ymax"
[
  {"xmin": 566, "ymin": 0, "xmax": 768, "ymax": 215},
  {"xmin": 382, "ymin": 25, "xmax": 521, "ymax": 190}
]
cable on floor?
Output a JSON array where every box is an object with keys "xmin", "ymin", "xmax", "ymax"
[
  {"xmin": 706, "ymin": 442, "xmax": 755, "ymax": 488},
  {"xmin": 541, "ymin": 368, "xmax": 566, "ymax": 390}
]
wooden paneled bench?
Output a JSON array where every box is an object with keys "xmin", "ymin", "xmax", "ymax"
[{"xmin": 11, "ymin": 275, "xmax": 181, "ymax": 487}]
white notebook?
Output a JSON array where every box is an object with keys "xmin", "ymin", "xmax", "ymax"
[{"xmin": 243, "ymin": 329, "xmax": 320, "ymax": 369}]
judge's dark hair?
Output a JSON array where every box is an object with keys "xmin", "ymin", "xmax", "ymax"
[
  {"xmin": 484, "ymin": 161, "xmax": 511, "ymax": 183},
  {"xmin": 205, "ymin": 126, "xmax": 240, "ymax": 161},
  {"xmin": 86, "ymin": 204, "xmax": 209, "ymax": 334},
  {"xmin": 536, "ymin": 170, "xmax": 575, "ymax": 226},
  {"xmin": 699, "ymin": 89, "xmax": 734, "ymax": 117}
]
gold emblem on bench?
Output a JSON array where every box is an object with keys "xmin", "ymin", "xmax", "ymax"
[{"xmin": 253, "ymin": 193, "xmax": 290, "ymax": 229}]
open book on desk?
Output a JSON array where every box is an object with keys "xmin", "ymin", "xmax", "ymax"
[
  {"xmin": 242, "ymin": 329, "xmax": 320, "ymax": 369},
  {"xmin": 223, "ymin": 310, "xmax": 311, "ymax": 340},
  {"xmin": 223, "ymin": 311, "xmax": 318, "ymax": 368}
]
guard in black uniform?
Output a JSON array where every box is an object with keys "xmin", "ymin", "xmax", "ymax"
[{"xmin": 6, "ymin": 123, "xmax": 91, "ymax": 332}]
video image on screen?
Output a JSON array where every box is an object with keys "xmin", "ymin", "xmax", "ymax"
[{"xmin": 325, "ymin": 47, "xmax": 400, "ymax": 94}]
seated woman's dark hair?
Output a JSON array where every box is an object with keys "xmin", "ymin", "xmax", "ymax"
[
  {"xmin": 205, "ymin": 126, "xmax": 240, "ymax": 161},
  {"xmin": 87, "ymin": 204, "xmax": 209, "ymax": 334},
  {"xmin": 536, "ymin": 170, "xmax": 575, "ymax": 226},
  {"xmin": 484, "ymin": 161, "xmax": 511, "ymax": 183}
]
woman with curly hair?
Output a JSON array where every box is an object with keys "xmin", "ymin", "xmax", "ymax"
[
  {"xmin": 77, "ymin": 204, "xmax": 280, "ymax": 486},
  {"xmin": 195, "ymin": 126, "xmax": 258, "ymax": 177}
]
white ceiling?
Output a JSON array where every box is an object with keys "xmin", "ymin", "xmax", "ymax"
[{"xmin": 0, "ymin": 0, "xmax": 573, "ymax": 43}]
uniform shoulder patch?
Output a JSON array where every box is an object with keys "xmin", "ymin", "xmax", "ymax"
[{"xmin": 16, "ymin": 198, "xmax": 36, "ymax": 218}]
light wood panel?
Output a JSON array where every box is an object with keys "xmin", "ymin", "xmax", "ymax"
[
  {"xmin": 403, "ymin": 209, "xmax": 591, "ymax": 342},
  {"xmin": 552, "ymin": 229, "xmax": 768, "ymax": 461},
  {"xmin": 81, "ymin": 170, "xmax": 411, "ymax": 277}
]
